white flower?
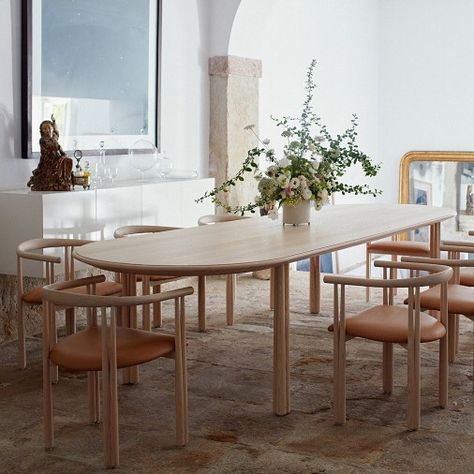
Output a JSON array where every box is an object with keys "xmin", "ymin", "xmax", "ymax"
[
  {"xmin": 266, "ymin": 165, "xmax": 278, "ymax": 177},
  {"xmin": 277, "ymin": 174, "xmax": 290, "ymax": 188},
  {"xmin": 299, "ymin": 175, "xmax": 308, "ymax": 187},
  {"xmin": 312, "ymin": 160, "xmax": 320, "ymax": 171},
  {"xmin": 279, "ymin": 157, "xmax": 290, "ymax": 167},
  {"xmin": 302, "ymin": 188, "xmax": 312, "ymax": 200},
  {"xmin": 268, "ymin": 207, "xmax": 279, "ymax": 220},
  {"xmin": 290, "ymin": 177, "xmax": 300, "ymax": 188},
  {"xmin": 319, "ymin": 189, "xmax": 329, "ymax": 203},
  {"xmin": 262, "ymin": 138, "xmax": 270, "ymax": 145}
]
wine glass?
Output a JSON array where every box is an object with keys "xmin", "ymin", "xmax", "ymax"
[
  {"xmin": 107, "ymin": 166, "xmax": 119, "ymax": 186},
  {"xmin": 129, "ymin": 139, "xmax": 158, "ymax": 181},
  {"xmin": 156, "ymin": 152, "xmax": 173, "ymax": 179}
]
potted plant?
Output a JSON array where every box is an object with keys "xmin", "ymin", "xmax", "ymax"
[{"xmin": 197, "ymin": 60, "xmax": 381, "ymax": 225}]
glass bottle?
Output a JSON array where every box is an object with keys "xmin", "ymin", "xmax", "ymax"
[{"xmin": 96, "ymin": 140, "xmax": 107, "ymax": 187}]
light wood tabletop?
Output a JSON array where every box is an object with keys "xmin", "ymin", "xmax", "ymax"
[
  {"xmin": 74, "ymin": 204, "xmax": 454, "ymax": 275},
  {"xmin": 74, "ymin": 203, "xmax": 455, "ymax": 416}
]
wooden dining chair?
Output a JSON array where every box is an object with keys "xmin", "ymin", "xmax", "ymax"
[
  {"xmin": 42, "ymin": 274, "xmax": 193, "ymax": 468},
  {"xmin": 404, "ymin": 243, "xmax": 474, "ymax": 389},
  {"xmin": 16, "ymin": 238, "xmax": 122, "ymax": 369},
  {"xmin": 197, "ymin": 214, "xmax": 251, "ymax": 326},
  {"xmin": 442, "ymin": 230, "xmax": 474, "ymax": 287},
  {"xmin": 365, "ymin": 237, "xmax": 431, "ymax": 302},
  {"xmin": 325, "ymin": 259, "xmax": 452, "ymax": 429},
  {"xmin": 114, "ymin": 225, "xmax": 206, "ymax": 331}
]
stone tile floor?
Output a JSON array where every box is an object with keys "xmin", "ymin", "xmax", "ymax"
[{"xmin": 0, "ymin": 272, "xmax": 473, "ymax": 473}]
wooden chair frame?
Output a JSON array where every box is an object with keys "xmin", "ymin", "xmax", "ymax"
[
  {"xmin": 405, "ymin": 244, "xmax": 474, "ymax": 389},
  {"xmin": 324, "ymin": 260, "xmax": 451, "ymax": 430},
  {"xmin": 42, "ymin": 274, "xmax": 193, "ymax": 468},
  {"xmin": 16, "ymin": 238, "xmax": 94, "ymax": 369}
]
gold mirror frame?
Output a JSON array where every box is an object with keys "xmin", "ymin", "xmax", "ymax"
[{"xmin": 399, "ymin": 150, "xmax": 474, "ymax": 203}]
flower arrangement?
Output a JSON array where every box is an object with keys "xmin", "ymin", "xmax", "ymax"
[{"xmin": 197, "ymin": 60, "xmax": 381, "ymax": 218}]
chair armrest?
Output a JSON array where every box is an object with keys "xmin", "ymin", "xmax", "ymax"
[
  {"xmin": 324, "ymin": 261, "xmax": 452, "ymax": 288},
  {"xmin": 16, "ymin": 250, "xmax": 61, "ymax": 264},
  {"xmin": 402, "ymin": 256, "xmax": 474, "ymax": 268},
  {"xmin": 47, "ymin": 274, "xmax": 107, "ymax": 291}
]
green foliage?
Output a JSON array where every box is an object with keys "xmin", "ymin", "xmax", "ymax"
[{"xmin": 196, "ymin": 60, "xmax": 381, "ymax": 216}]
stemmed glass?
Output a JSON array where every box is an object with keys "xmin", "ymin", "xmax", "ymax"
[
  {"xmin": 156, "ymin": 152, "xmax": 173, "ymax": 179},
  {"xmin": 95, "ymin": 140, "xmax": 108, "ymax": 187},
  {"xmin": 129, "ymin": 139, "xmax": 158, "ymax": 181},
  {"xmin": 107, "ymin": 166, "xmax": 119, "ymax": 186}
]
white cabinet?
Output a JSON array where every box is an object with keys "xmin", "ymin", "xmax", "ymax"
[{"xmin": 0, "ymin": 178, "xmax": 214, "ymax": 276}]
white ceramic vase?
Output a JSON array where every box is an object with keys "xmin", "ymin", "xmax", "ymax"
[{"xmin": 282, "ymin": 200, "xmax": 311, "ymax": 225}]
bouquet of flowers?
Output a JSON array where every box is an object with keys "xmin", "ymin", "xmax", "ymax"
[{"xmin": 197, "ymin": 60, "xmax": 381, "ymax": 218}]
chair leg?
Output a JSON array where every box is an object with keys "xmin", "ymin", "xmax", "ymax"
[
  {"xmin": 448, "ymin": 315, "xmax": 456, "ymax": 363},
  {"xmin": 88, "ymin": 371, "xmax": 101, "ymax": 424},
  {"xmin": 198, "ymin": 276, "xmax": 206, "ymax": 332},
  {"xmin": 365, "ymin": 247, "xmax": 371, "ymax": 302},
  {"xmin": 102, "ymin": 314, "xmax": 119, "ymax": 468},
  {"xmin": 391, "ymin": 255, "xmax": 398, "ymax": 297},
  {"xmin": 17, "ymin": 299, "xmax": 26, "ymax": 369},
  {"xmin": 439, "ymin": 333, "xmax": 449, "ymax": 407},
  {"xmin": 334, "ymin": 286, "xmax": 346, "ymax": 425},
  {"xmin": 42, "ymin": 303, "xmax": 54, "ymax": 450},
  {"xmin": 65, "ymin": 308, "xmax": 76, "ymax": 335},
  {"xmin": 142, "ymin": 277, "xmax": 151, "ymax": 331},
  {"xmin": 49, "ymin": 307, "xmax": 59, "ymax": 384},
  {"xmin": 225, "ymin": 274, "xmax": 235, "ymax": 326},
  {"xmin": 175, "ymin": 297, "xmax": 188, "ymax": 446},
  {"xmin": 152, "ymin": 284, "xmax": 162, "ymax": 328},
  {"xmin": 407, "ymin": 343, "xmax": 421, "ymax": 430},
  {"xmin": 455, "ymin": 315, "xmax": 460, "ymax": 355},
  {"xmin": 382, "ymin": 342, "xmax": 393, "ymax": 394}
]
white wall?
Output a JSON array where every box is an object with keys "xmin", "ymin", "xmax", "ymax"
[
  {"xmin": 0, "ymin": 0, "xmax": 211, "ymax": 190},
  {"xmin": 378, "ymin": 0, "xmax": 474, "ymax": 203},
  {"xmin": 230, "ymin": 0, "xmax": 381, "ymax": 270}
]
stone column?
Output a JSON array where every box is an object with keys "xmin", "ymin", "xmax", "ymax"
[{"xmin": 209, "ymin": 56, "xmax": 262, "ymax": 211}]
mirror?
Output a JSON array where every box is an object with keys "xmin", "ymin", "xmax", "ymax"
[
  {"xmin": 399, "ymin": 151, "xmax": 474, "ymax": 241},
  {"xmin": 21, "ymin": 0, "xmax": 161, "ymax": 158}
]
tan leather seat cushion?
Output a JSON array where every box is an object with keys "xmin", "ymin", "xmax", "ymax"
[
  {"xmin": 328, "ymin": 305, "xmax": 445, "ymax": 343},
  {"xmin": 460, "ymin": 268, "xmax": 474, "ymax": 286},
  {"xmin": 50, "ymin": 326, "xmax": 175, "ymax": 371},
  {"xmin": 22, "ymin": 281, "xmax": 122, "ymax": 305},
  {"xmin": 418, "ymin": 284, "xmax": 474, "ymax": 316},
  {"xmin": 367, "ymin": 241, "xmax": 431, "ymax": 256}
]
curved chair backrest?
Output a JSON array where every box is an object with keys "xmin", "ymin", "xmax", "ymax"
[
  {"xmin": 325, "ymin": 260, "xmax": 453, "ymax": 290},
  {"xmin": 114, "ymin": 225, "xmax": 180, "ymax": 239},
  {"xmin": 197, "ymin": 214, "xmax": 248, "ymax": 226},
  {"xmin": 17, "ymin": 237, "xmax": 93, "ymax": 285},
  {"xmin": 43, "ymin": 275, "xmax": 193, "ymax": 309}
]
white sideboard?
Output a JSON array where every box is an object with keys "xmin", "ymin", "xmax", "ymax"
[{"xmin": 0, "ymin": 178, "xmax": 214, "ymax": 276}]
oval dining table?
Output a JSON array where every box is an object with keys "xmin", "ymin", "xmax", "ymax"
[{"xmin": 74, "ymin": 203, "xmax": 455, "ymax": 416}]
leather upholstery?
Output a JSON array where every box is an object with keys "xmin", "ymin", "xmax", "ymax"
[
  {"xmin": 22, "ymin": 281, "xmax": 122, "ymax": 305},
  {"xmin": 460, "ymin": 268, "xmax": 474, "ymax": 286},
  {"xmin": 367, "ymin": 240, "xmax": 431, "ymax": 256},
  {"xmin": 50, "ymin": 326, "xmax": 175, "ymax": 371},
  {"xmin": 328, "ymin": 305, "xmax": 446, "ymax": 343},
  {"xmin": 419, "ymin": 284, "xmax": 474, "ymax": 316}
]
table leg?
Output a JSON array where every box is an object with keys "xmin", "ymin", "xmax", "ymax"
[
  {"xmin": 429, "ymin": 222, "xmax": 441, "ymax": 257},
  {"xmin": 273, "ymin": 263, "xmax": 290, "ymax": 415},
  {"xmin": 121, "ymin": 273, "xmax": 140, "ymax": 385},
  {"xmin": 310, "ymin": 256, "xmax": 320, "ymax": 314}
]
